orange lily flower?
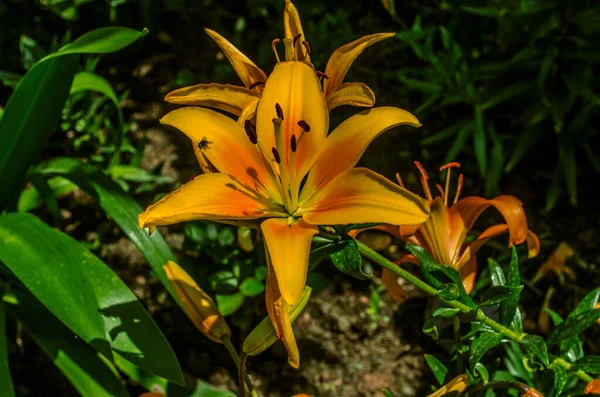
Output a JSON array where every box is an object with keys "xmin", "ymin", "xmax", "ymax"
[
  {"xmin": 531, "ymin": 241, "xmax": 576, "ymax": 284},
  {"xmin": 382, "ymin": 162, "xmax": 540, "ymax": 298},
  {"xmin": 164, "ymin": 0, "xmax": 394, "ymax": 140},
  {"xmin": 586, "ymin": 380, "xmax": 600, "ymax": 395},
  {"xmin": 139, "ymin": 38, "xmax": 429, "ymax": 370}
]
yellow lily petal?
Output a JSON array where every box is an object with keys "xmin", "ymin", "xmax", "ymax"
[
  {"xmin": 161, "ymin": 107, "xmax": 281, "ymax": 200},
  {"xmin": 256, "ymin": 61, "xmax": 328, "ymax": 180},
  {"xmin": 284, "ymin": 0, "xmax": 310, "ymax": 61},
  {"xmin": 163, "ymin": 261, "xmax": 230, "ymax": 343},
  {"xmin": 265, "ymin": 261, "xmax": 300, "ymax": 368},
  {"xmin": 164, "ymin": 83, "xmax": 258, "ymax": 116},
  {"xmin": 261, "ymin": 217, "xmax": 318, "ymax": 305},
  {"xmin": 139, "ymin": 173, "xmax": 281, "ymax": 228},
  {"xmin": 300, "ymin": 168, "xmax": 430, "ymax": 226},
  {"xmin": 416, "ymin": 197, "xmax": 453, "ymax": 265},
  {"xmin": 326, "ymin": 82, "xmax": 375, "ymax": 111},
  {"xmin": 301, "ymin": 107, "xmax": 420, "ymax": 201},
  {"xmin": 323, "ymin": 32, "xmax": 395, "ymax": 98},
  {"xmin": 426, "ymin": 374, "xmax": 468, "ymax": 397},
  {"xmin": 205, "ymin": 28, "xmax": 267, "ymax": 89},
  {"xmin": 238, "ymin": 95, "xmax": 259, "ymax": 125}
]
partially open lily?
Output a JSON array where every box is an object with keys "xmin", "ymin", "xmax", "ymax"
[
  {"xmin": 139, "ymin": 63, "xmax": 429, "ymax": 367},
  {"xmin": 164, "ymin": 0, "xmax": 394, "ymax": 134},
  {"xmin": 382, "ymin": 162, "xmax": 540, "ymax": 298}
]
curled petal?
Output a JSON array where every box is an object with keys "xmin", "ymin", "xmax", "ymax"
[
  {"xmin": 164, "ymin": 83, "xmax": 258, "ymax": 116},
  {"xmin": 139, "ymin": 173, "xmax": 281, "ymax": 228},
  {"xmin": 284, "ymin": 0, "xmax": 309, "ymax": 61},
  {"xmin": 416, "ymin": 197, "xmax": 453, "ymax": 266},
  {"xmin": 382, "ymin": 255, "xmax": 418, "ymax": 303},
  {"xmin": 324, "ymin": 32, "xmax": 395, "ymax": 98},
  {"xmin": 454, "ymin": 224, "xmax": 510, "ymax": 271},
  {"xmin": 238, "ymin": 96, "xmax": 259, "ymax": 125},
  {"xmin": 459, "ymin": 256, "xmax": 477, "ymax": 294},
  {"xmin": 527, "ymin": 230, "xmax": 541, "ymax": 258},
  {"xmin": 205, "ymin": 28, "xmax": 267, "ymax": 89},
  {"xmin": 261, "ymin": 218, "xmax": 318, "ymax": 305},
  {"xmin": 301, "ymin": 107, "xmax": 420, "ymax": 199},
  {"xmin": 300, "ymin": 168, "xmax": 429, "ymax": 226},
  {"xmin": 326, "ymin": 82, "xmax": 375, "ymax": 111},
  {"xmin": 449, "ymin": 195, "xmax": 531, "ymax": 258},
  {"xmin": 161, "ymin": 107, "xmax": 281, "ymax": 201}
]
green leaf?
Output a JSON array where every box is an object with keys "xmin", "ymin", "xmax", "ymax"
[
  {"xmin": 421, "ymin": 120, "xmax": 469, "ymax": 146},
  {"xmin": 551, "ymin": 365, "xmax": 568, "ymax": 396},
  {"xmin": 470, "ymin": 331, "xmax": 503, "ymax": 369},
  {"xmin": 6, "ymin": 289, "xmax": 128, "ymax": 397},
  {"xmin": 544, "ymin": 165, "xmax": 562, "ymax": 213},
  {"xmin": 474, "ymin": 362, "xmax": 489, "ymax": 383},
  {"xmin": 108, "ymin": 165, "xmax": 173, "ymax": 184},
  {"xmin": 460, "ymin": 6, "xmax": 500, "ymax": 17},
  {"xmin": 480, "ymin": 285, "xmax": 522, "ymax": 307},
  {"xmin": 33, "ymin": 157, "xmax": 178, "ymax": 298},
  {"xmin": 473, "ymin": 106, "xmax": 487, "ymax": 177},
  {"xmin": 445, "ymin": 122, "xmax": 473, "ymax": 163},
  {"xmin": 0, "ymin": 213, "xmax": 111, "ymax": 360},
  {"xmin": 505, "ymin": 127, "xmax": 545, "ymax": 173},
  {"xmin": 216, "ymin": 292, "xmax": 244, "ymax": 316},
  {"xmin": 0, "ymin": 300, "xmax": 15, "ymax": 397},
  {"xmin": 70, "ymin": 71, "xmax": 120, "ymax": 115},
  {"xmin": 547, "ymin": 309, "xmax": 600, "ymax": 345},
  {"xmin": 18, "ymin": 176, "xmax": 77, "ymax": 213},
  {"xmin": 480, "ymin": 82, "xmax": 534, "ymax": 111},
  {"xmin": 521, "ymin": 335, "xmax": 549, "ymax": 366},
  {"xmin": 432, "ymin": 308, "xmax": 460, "ymax": 318},
  {"xmin": 239, "ymin": 277, "xmax": 265, "ymax": 297},
  {"xmin": 501, "ymin": 247, "xmax": 521, "ymax": 327},
  {"xmin": 308, "ymin": 242, "xmax": 336, "ymax": 271},
  {"xmin": 570, "ymin": 287, "xmax": 600, "ymax": 317},
  {"xmin": 0, "ymin": 212, "xmax": 183, "ymax": 383},
  {"xmin": 0, "ymin": 26, "xmax": 147, "ymax": 211},
  {"xmin": 487, "ymin": 258, "xmax": 506, "ymax": 286},
  {"xmin": 572, "ymin": 356, "xmax": 600, "ymax": 374},
  {"xmin": 382, "ymin": 389, "xmax": 396, "ymax": 397},
  {"xmin": 331, "ymin": 239, "xmax": 371, "ymax": 280},
  {"xmin": 424, "ymin": 354, "xmax": 448, "ymax": 385},
  {"xmin": 437, "ymin": 284, "xmax": 461, "ymax": 301},
  {"xmin": 422, "ymin": 318, "xmax": 439, "ymax": 340}
]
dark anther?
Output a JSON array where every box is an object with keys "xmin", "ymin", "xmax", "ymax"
[
  {"xmin": 297, "ymin": 120, "xmax": 310, "ymax": 132},
  {"xmin": 301, "ymin": 40, "xmax": 311, "ymax": 55},
  {"xmin": 316, "ymin": 71, "xmax": 329, "ymax": 79},
  {"xmin": 275, "ymin": 103, "xmax": 284, "ymax": 120},
  {"xmin": 271, "ymin": 147, "xmax": 281, "ymax": 164},
  {"xmin": 293, "ymin": 33, "xmax": 302, "ymax": 47},
  {"xmin": 291, "ymin": 135, "xmax": 297, "ymax": 152},
  {"xmin": 248, "ymin": 81, "xmax": 265, "ymax": 89},
  {"xmin": 244, "ymin": 120, "xmax": 258, "ymax": 144}
]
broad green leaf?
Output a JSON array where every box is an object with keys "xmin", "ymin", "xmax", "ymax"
[
  {"xmin": 424, "ymin": 354, "xmax": 448, "ymax": 385},
  {"xmin": 0, "ymin": 213, "xmax": 111, "ymax": 360},
  {"xmin": 501, "ymin": 247, "xmax": 521, "ymax": 327},
  {"xmin": 479, "ymin": 285, "xmax": 522, "ymax": 307},
  {"xmin": 473, "ymin": 106, "xmax": 487, "ymax": 177},
  {"xmin": 6, "ymin": 290, "xmax": 128, "ymax": 397},
  {"xmin": 17, "ymin": 176, "xmax": 77, "ymax": 212},
  {"xmin": 0, "ymin": 26, "xmax": 147, "ymax": 211},
  {"xmin": 0, "ymin": 57, "xmax": 78, "ymax": 210},
  {"xmin": 0, "ymin": 212, "xmax": 183, "ymax": 383},
  {"xmin": 70, "ymin": 71, "xmax": 123, "ymax": 132},
  {"xmin": 0, "ymin": 300, "xmax": 15, "ymax": 397},
  {"xmin": 470, "ymin": 331, "xmax": 503, "ymax": 370},
  {"xmin": 572, "ymin": 356, "xmax": 600, "ymax": 374},
  {"xmin": 33, "ymin": 157, "xmax": 177, "ymax": 297},
  {"xmin": 109, "ymin": 165, "xmax": 173, "ymax": 184},
  {"xmin": 216, "ymin": 292, "xmax": 244, "ymax": 316},
  {"xmin": 570, "ymin": 287, "xmax": 600, "ymax": 317},
  {"xmin": 487, "ymin": 258, "xmax": 506, "ymax": 286},
  {"xmin": 308, "ymin": 242, "xmax": 337, "ymax": 271},
  {"xmin": 547, "ymin": 309, "xmax": 600, "ymax": 345},
  {"xmin": 332, "ymin": 239, "xmax": 371, "ymax": 280},
  {"xmin": 521, "ymin": 335, "xmax": 549, "ymax": 366},
  {"xmin": 551, "ymin": 365, "xmax": 568, "ymax": 396},
  {"xmin": 239, "ymin": 277, "xmax": 265, "ymax": 297}
]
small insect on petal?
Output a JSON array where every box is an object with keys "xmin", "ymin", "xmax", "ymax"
[
  {"xmin": 275, "ymin": 103, "xmax": 284, "ymax": 120},
  {"xmin": 197, "ymin": 136, "xmax": 213, "ymax": 150},
  {"xmin": 272, "ymin": 147, "xmax": 281, "ymax": 163},
  {"xmin": 244, "ymin": 120, "xmax": 258, "ymax": 144}
]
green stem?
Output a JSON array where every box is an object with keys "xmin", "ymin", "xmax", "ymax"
[
  {"xmin": 354, "ymin": 239, "xmax": 594, "ymax": 383},
  {"xmin": 223, "ymin": 338, "xmax": 259, "ymax": 395},
  {"xmin": 453, "ymin": 315, "xmax": 463, "ymax": 374}
]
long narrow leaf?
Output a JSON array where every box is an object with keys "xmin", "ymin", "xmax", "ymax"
[{"xmin": 0, "ymin": 300, "xmax": 15, "ymax": 397}]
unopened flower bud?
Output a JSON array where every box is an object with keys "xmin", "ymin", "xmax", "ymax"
[{"xmin": 163, "ymin": 261, "xmax": 230, "ymax": 343}]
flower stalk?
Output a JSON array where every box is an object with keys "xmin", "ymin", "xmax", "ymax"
[{"xmin": 353, "ymin": 239, "xmax": 594, "ymax": 383}]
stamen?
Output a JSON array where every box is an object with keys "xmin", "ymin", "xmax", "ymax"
[
  {"xmin": 302, "ymin": 40, "xmax": 311, "ymax": 56},
  {"xmin": 316, "ymin": 71, "xmax": 329, "ymax": 79},
  {"xmin": 436, "ymin": 184, "xmax": 445, "ymax": 202},
  {"xmin": 244, "ymin": 120, "xmax": 258, "ymax": 144},
  {"xmin": 453, "ymin": 174, "xmax": 464, "ymax": 205},
  {"xmin": 414, "ymin": 161, "xmax": 433, "ymax": 201},
  {"xmin": 395, "ymin": 172, "xmax": 405, "ymax": 188},
  {"xmin": 271, "ymin": 38, "xmax": 281, "ymax": 63},
  {"xmin": 439, "ymin": 162, "xmax": 461, "ymax": 171},
  {"xmin": 248, "ymin": 81, "xmax": 265, "ymax": 90},
  {"xmin": 291, "ymin": 135, "xmax": 297, "ymax": 152},
  {"xmin": 297, "ymin": 120, "xmax": 310, "ymax": 132},
  {"xmin": 292, "ymin": 33, "xmax": 302, "ymax": 47},
  {"xmin": 271, "ymin": 147, "xmax": 281, "ymax": 164},
  {"xmin": 275, "ymin": 103, "xmax": 284, "ymax": 120},
  {"xmin": 440, "ymin": 162, "xmax": 460, "ymax": 206}
]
